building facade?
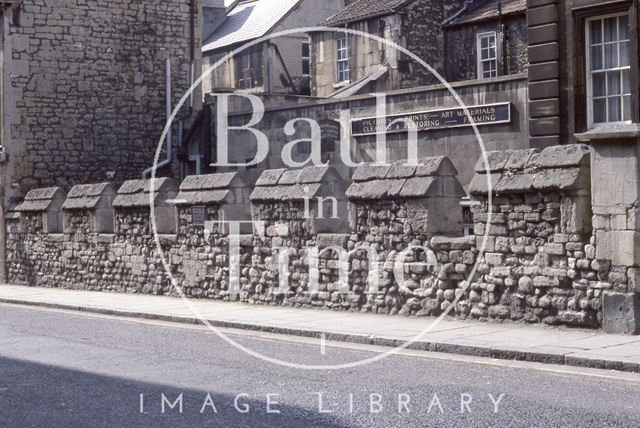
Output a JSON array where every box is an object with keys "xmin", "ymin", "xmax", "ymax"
[
  {"xmin": 201, "ymin": 0, "xmax": 346, "ymax": 96},
  {"xmin": 0, "ymin": 0, "xmax": 204, "ymax": 280}
]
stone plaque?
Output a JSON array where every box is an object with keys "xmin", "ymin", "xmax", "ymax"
[
  {"xmin": 192, "ymin": 206, "xmax": 206, "ymax": 226},
  {"xmin": 351, "ymin": 102, "xmax": 512, "ymax": 136}
]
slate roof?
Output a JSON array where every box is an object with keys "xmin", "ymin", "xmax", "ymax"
[
  {"xmin": 174, "ymin": 172, "xmax": 246, "ymax": 206},
  {"xmin": 469, "ymin": 144, "xmax": 591, "ymax": 195},
  {"xmin": 250, "ymin": 165, "xmax": 338, "ymax": 201},
  {"xmin": 15, "ymin": 187, "xmax": 65, "ymax": 212},
  {"xmin": 113, "ymin": 178, "xmax": 177, "ymax": 208},
  {"xmin": 444, "ymin": 0, "xmax": 527, "ymax": 27},
  {"xmin": 346, "ymin": 157, "xmax": 459, "ymax": 200},
  {"xmin": 325, "ymin": 0, "xmax": 413, "ymax": 26},
  {"xmin": 203, "ymin": 0, "xmax": 301, "ymax": 53},
  {"xmin": 63, "ymin": 183, "xmax": 114, "ymax": 210}
]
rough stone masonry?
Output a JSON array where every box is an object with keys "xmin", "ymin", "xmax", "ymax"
[
  {"xmin": 5, "ymin": 144, "xmax": 640, "ymax": 334},
  {"xmin": 1, "ymin": 0, "xmax": 203, "ymax": 204}
]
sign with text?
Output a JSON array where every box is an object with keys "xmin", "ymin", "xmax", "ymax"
[
  {"xmin": 192, "ymin": 206, "xmax": 206, "ymax": 227},
  {"xmin": 351, "ymin": 103, "xmax": 511, "ymax": 136}
]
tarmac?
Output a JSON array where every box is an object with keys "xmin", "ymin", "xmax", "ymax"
[{"xmin": 1, "ymin": 284, "xmax": 640, "ymax": 372}]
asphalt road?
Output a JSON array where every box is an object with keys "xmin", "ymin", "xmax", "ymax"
[{"xmin": 0, "ymin": 304, "xmax": 639, "ymax": 427}]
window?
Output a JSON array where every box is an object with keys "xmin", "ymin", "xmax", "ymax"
[
  {"xmin": 302, "ymin": 41, "xmax": 310, "ymax": 77},
  {"xmin": 336, "ymin": 37, "xmax": 350, "ymax": 83},
  {"xmin": 301, "ymin": 40, "xmax": 311, "ymax": 95},
  {"xmin": 477, "ymin": 32, "xmax": 498, "ymax": 79},
  {"xmin": 586, "ymin": 13, "xmax": 631, "ymax": 127},
  {"xmin": 236, "ymin": 53, "xmax": 254, "ymax": 89}
]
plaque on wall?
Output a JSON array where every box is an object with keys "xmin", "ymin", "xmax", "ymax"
[
  {"xmin": 192, "ymin": 206, "xmax": 206, "ymax": 227},
  {"xmin": 351, "ymin": 102, "xmax": 512, "ymax": 136}
]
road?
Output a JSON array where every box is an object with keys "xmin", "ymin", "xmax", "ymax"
[{"xmin": 0, "ymin": 304, "xmax": 639, "ymax": 427}]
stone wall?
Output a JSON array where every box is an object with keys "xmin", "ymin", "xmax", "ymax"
[
  {"xmin": 2, "ymin": 0, "xmax": 203, "ymax": 203},
  {"xmin": 444, "ymin": 16, "xmax": 528, "ymax": 82},
  {"xmin": 6, "ymin": 146, "xmax": 636, "ymax": 332}
]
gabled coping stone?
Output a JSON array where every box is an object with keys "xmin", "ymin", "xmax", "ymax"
[
  {"xmin": 469, "ymin": 144, "xmax": 591, "ymax": 196},
  {"xmin": 250, "ymin": 165, "xmax": 343, "ymax": 202},
  {"xmin": 175, "ymin": 172, "xmax": 248, "ymax": 206},
  {"xmin": 63, "ymin": 183, "xmax": 116, "ymax": 210},
  {"xmin": 113, "ymin": 178, "xmax": 178, "ymax": 208},
  {"xmin": 15, "ymin": 187, "xmax": 66, "ymax": 212},
  {"xmin": 347, "ymin": 157, "xmax": 463, "ymax": 200}
]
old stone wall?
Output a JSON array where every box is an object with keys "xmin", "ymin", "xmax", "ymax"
[
  {"xmin": 444, "ymin": 16, "xmax": 528, "ymax": 82},
  {"xmin": 6, "ymin": 146, "xmax": 632, "ymax": 331},
  {"xmin": 2, "ymin": 0, "xmax": 203, "ymax": 203}
]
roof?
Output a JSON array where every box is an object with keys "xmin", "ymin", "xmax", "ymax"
[
  {"xmin": 203, "ymin": 0, "xmax": 301, "ymax": 53},
  {"xmin": 174, "ymin": 172, "xmax": 247, "ymax": 206},
  {"xmin": 113, "ymin": 178, "xmax": 178, "ymax": 208},
  {"xmin": 346, "ymin": 157, "xmax": 461, "ymax": 200},
  {"xmin": 469, "ymin": 144, "xmax": 591, "ymax": 195},
  {"xmin": 15, "ymin": 187, "xmax": 65, "ymax": 212},
  {"xmin": 331, "ymin": 65, "xmax": 388, "ymax": 99},
  {"xmin": 250, "ymin": 165, "xmax": 338, "ymax": 201},
  {"xmin": 63, "ymin": 183, "xmax": 115, "ymax": 211},
  {"xmin": 325, "ymin": 0, "xmax": 413, "ymax": 26},
  {"xmin": 444, "ymin": 0, "xmax": 527, "ymax": 27}
]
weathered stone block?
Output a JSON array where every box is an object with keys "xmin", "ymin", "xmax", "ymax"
[{"xmin": 602, "ymin": 292, "xmax": 640, "ymax": 335}]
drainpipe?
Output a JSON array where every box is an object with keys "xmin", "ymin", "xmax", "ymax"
[
  {"xmin": 499, "ymin": 0, "xmax": 508, "ymax": 76},
  {"xmin": 189, "ymin": 0, "xmax": 195, "ymax": 112},
  {"xmin": 143, "ymin": 58, "xmax": 172, "ymax": 178}
]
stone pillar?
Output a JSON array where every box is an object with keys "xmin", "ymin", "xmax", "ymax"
[
  {"xmin": 527, "ymin": 0, "xmax": 560, "ymax": 149},
  {"xmin": 585, "ymin": 134, "xmax": 640, "ymax": 334}
]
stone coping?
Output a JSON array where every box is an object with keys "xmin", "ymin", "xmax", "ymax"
[
  {"xmin": 175, "ymin": 172, "xmax": 246, "ymax": 206},
  {"xmin": 15, "ymin": 187, "xmax": 65, "ymax": 212},
  {"xmin": 250, "ymin": 165, "xmax": 340, "ymax": 202},
  {"xmin": 469, "ymin": 144, "xmax": 591, "ymax": 195},
  {"xmin": 113, "ymin": 178, "xmax": 178, "ymax": 208},
  {"xmin": 346, "ymin": 157, "xmax": 460, "ymax": 200},
  {"xmin": 63, "ymin": 183, "xmax": 115, "ymax": 211}
]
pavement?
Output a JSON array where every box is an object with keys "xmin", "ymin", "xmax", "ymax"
[{"xmin": 1, "ymin": 284, "xmax": 640, "ymax": 373}]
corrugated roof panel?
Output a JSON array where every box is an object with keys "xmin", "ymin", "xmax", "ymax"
[{"xmin": 203, "ymin": 0, "xmax": 302, "ymax": 53}]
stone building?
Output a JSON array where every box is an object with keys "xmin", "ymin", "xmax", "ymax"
[
  {"xmin": 0, "ymin": 0, "xmax": 206, "ymax": 280},
  {"xmin": 311, "ymin": 0, "xmax": 466, "ymax": 97},
  {"xmin": 201, "ymin": 0, "xmax": 346, "ymax": 96},
  {"xmin": 442, "ymin": 0, "xmax": 527, "ymax": 82},
  {"xmin": 310, "ymin": 0, "xmax": 527, "ymax": 98},
  {"xmin": 0, "ymin": 0, "xmax": 204, "ymax": 200}
]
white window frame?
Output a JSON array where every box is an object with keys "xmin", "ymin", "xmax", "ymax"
[
  {"xmin": 476, "ymin": 31, "xmax": 498, "ymax": 79},
  {"xmin": 336, "ymin": 36, "xmax": 350, "ymax": 83},
  {"xmin": 585, "ymin": 12, "xmax": 632, "ymax": 128}
]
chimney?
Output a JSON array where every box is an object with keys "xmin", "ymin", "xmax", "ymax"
[{"xmin": 204, "ymin": 0, "xmax": 227, "ymax": 40}]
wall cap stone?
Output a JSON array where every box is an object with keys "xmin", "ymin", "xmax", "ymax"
[
  {"xmin": 63, "ymin": 182, "xmax": 116, "ymax": 211},
  {"xmin": 15, "ymin": 187, "xmax": 66, "ymax": 212},
  {"xmin": 347, "ymin": 157, "xmax": 463, "ymax": 200}
]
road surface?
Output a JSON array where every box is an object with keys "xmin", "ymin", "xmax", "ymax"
[{"xmin": 0, "ymin": 304, "xmax": 639, "ymax": 427}]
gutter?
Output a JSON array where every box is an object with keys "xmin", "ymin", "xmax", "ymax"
[{"xmin": 441, "ymin": 0, "xmax": 476, "ymax": 27}]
